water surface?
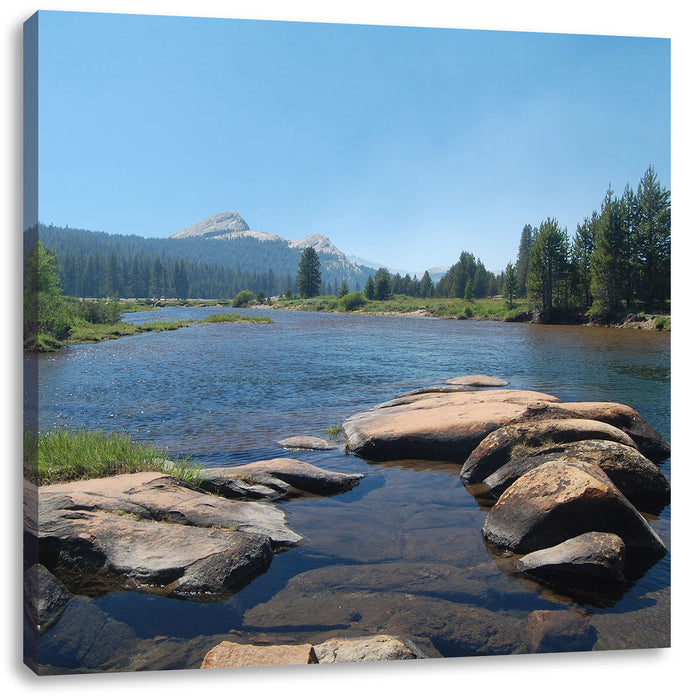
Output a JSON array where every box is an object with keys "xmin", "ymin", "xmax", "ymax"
[{"xmin": 31, "ymin": 308, "xmax": 671, "ymax": 671}]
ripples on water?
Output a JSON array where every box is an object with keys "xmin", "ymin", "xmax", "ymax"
[{"xmin": 31, "ymin": 308, "xmax": 671, "ymax": 671}]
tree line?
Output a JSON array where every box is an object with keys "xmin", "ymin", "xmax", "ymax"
[{"xmin": 506, "ymin": 166, "xmax": 670, "ymax": 319}]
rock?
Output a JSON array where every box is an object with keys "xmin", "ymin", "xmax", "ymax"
[
  {"xmin": 31, "ymin": 472, "xmax": 307, "ymax": 599},
  {"xmin": 481, "ymin": 461, "xmax": 667, "ymax": 568},
  {"xmin": 40, "ymin": 471, "xmax": 302, "ymax": 546},
  {"xmin": 199, "ymin": 458, "xmax": 363, "ymax": 497},
  {"xmin": 277, "ymin": 436, "xmax": 338, "ymax": 450},
  {"xmin": 23, "ymin": 563, "xmax": 73, "ymax": 633},
  {"xmin": 445, "ymin": 375, "xmax": 510, "ymax": 387},
  {"xmin": 525, "ymin": 610, "xmax": 596, "ymax": 653},
  {"xmin": 518, "ymin": 532, "xmax": 626, "ymax": 583},
  {"xmin": 461, "ymin": 419, "xmax": 638, "ymax": 486},
  {"xmin": 483, "ymin": 440, "xmax": 670, "ymax": 513},
  {"xmin": 313, "ymin": 634, "xmax": 429, "ymax": 662},
  {"xmin": 200, "ymin": 641, "xmax": 318, "ymax": 668},
  {"xmin": 513, "ymin": 400, "xmax": 670, "ymax": 460},
  {"xmin": 343, "ymin": 388, "xmax": 561, "ymax": 462}
]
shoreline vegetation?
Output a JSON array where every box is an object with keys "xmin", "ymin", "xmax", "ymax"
[{"xmin": 23, "ymin": 428, "xmax": 203, "ymax": 486}]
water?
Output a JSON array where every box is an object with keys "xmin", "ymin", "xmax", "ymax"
[{"xmin": 29, "ymin": 308, "xmax": 671, "ymax": 671}]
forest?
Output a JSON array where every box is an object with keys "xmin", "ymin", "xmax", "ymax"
[
  {"xmin": 30, "ymin": 166, "xmax": 669, "ymax": 319},
  {"xmin": 36, "ymin": 224, "xmax": 375, "ymax": 299}
]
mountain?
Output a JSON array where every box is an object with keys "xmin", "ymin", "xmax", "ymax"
[
  {"xmin": 38, "ymin": 212, "xmax": 377, "ymax": 299},
  {"xmin": 167, "ymin": 211, "xmax": 373, "ymax": 289},
  {"xmin": 171, "ymin": 212, "xmax": 283, "ymax": 243}
]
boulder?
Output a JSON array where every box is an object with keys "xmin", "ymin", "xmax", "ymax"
[
  {"xmin": 343, "ymin": 389, "xmax": 561, "ymax": 462},
  {"xmin": 525, "ymin": 610, "xmax": 596, "ymax": 653},
  {"xmin": 277, "ymin": 436, "xmax": 338, "ymax": 450},
  {"xmin": 30, "ymin": 472, "xmax": 307, "ymax": 599},
  {"xmin": 201, "ymin": 641, "xmax": 318, "ymax": 668},
  {"xmin": 482, "ymin": 440, "xmax": 670, "ymax": 513},
  {"xmin": 512, "ymin": 400, "xmax": 670, "ymax": 460},
  {"xmin": 313, "ymin": 634, "xmax": 429, "ymax": 663},
  {"xmin": 518, "ymin": 531, "xmax": 626, "ymax": 583},
  {"xmin": 445, "ymin": 375, "xmax": 510, "ymax": 387},
  {"xmin": 199, "ymin": 458, "xmax": 363, "ymax": 498},
  {"xmin": 23, "ymin": 563, "xmax": 73, "ymax": 633},
  {"xmin": 461, "ymin": 419, "xmax": 637, "ymax": 486},
  {"xmin": 481, "ymin": 461, "xmax": 667, "ymax": 568}
]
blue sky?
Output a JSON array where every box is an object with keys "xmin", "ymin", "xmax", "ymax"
[{"xmin": 36, "ymin": 10, "xmax": 670, "ymax": 273}]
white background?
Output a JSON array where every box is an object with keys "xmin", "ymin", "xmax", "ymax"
[{"xmin": 2, "ymin": 2, "xmax": 682, "ymax": 698}]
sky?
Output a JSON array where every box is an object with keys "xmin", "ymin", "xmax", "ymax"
[{"xmin": 34, "ymin": 9, "xmax": 671, "ymax": 275}]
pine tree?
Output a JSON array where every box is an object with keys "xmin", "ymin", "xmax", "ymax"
[
  {"xmin": 590, "ymin": 189, "xmax": 628, "ymax": 314},
  {"xmin": 634, "ymin": 166, "xmax": 670, "ymax": 307},
  {"xmin": 297, "ymin": 247, "xmax": 321, "ymax": 298},
  {"xmin": 419, "ymin": 271, "xmax": 434, "ymax": 298},
  {"xmin": 374, "ymin": 268, "xmax": 392, "ymax": 301},
  {"xmin": 526, "ymin": 218, "xmax": 569, "ymax": 317},
  {"xmin": 364, "ymin": 275, "xmax": 375, "ymax": 300},
  {"xmin": 515, "ymin": 224, "xmax": 534, "ymax": 297},
  {"xmin": 338, "ymin": 280, "xmax": 350, "ymax": 298},
  {"xmin": 503, "ymin": 262, "xmax": 517, "ymax": 309}
]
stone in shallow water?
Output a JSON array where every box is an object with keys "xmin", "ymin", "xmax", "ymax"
[
  {"xmin": 200, "ymin": 641, "xmax": 318, "ymax": 668},
  {"xmin": 313, "ymin": 634, "xmax": 431, "ymax": 662},
  {"xmin": 518, "ymin": 531, "xmax": 626, "ymax": 583},
  {"xmin": 525, "ymin": 609, "xmax": 596, "ymax": 653},
  {"xmin": 277, "ymin": 436, "xmax": 338, "ymax": 450},
  {"xmin": 445, "ymin": 375, "xmax": 510, "ymax": 387}
]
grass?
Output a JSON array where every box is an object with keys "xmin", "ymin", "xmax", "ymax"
[
  {"xmin": 322, "ymin": 423, "xmax": 345, "ymax": 441},
  {"xmin": 24, "ymin": 429, "xmax": 203, "ymax": 486},
  {"xmin": 41, "ymin": 312, "xmax": 273, "ymax": 349},
  {"xmin": 271, "ymin": 294, "xmax": 521, "ymax": 320}
]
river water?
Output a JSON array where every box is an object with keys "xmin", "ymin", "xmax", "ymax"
[{"xmin": 30, "ymin": 308, "xmax": 671, "ymax": 671}]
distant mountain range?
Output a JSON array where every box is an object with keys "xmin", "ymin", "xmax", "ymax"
[{"xmin": 36, "ymin": 211, "xmax": 448, "ymax": 299}]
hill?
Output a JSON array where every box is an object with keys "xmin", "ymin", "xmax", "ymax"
[{"xmin": 37, "ymin": 215, "xmax": 377, "ymax": 299}]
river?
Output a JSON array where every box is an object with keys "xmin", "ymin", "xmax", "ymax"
[{"xmin": 29, "ymin": 308, "xmax": 671, "ymax": 671}]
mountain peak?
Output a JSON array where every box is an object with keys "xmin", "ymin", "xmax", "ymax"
[
  {"xmin": 171, "ymin": 212, "xmax": 250, "ymax": 239},
  {"xmin": 289, "ymin": 233, "xmax": 342, "ymax": 257}
]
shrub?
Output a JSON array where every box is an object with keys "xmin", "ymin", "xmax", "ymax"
[
  {"xmin": 233, "ymin": 289, "xmax": 255, "ymax": 308},
  {"xmin": 339, "ymin": 291, "xmax": 367, "ymax": 311},
  {"xmin": 654, "ymin": 315, "xmax": 670, "ymax": 331}
]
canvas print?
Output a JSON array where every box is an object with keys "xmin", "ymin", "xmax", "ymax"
[{"xmin": 23, "ymin": 10, "xmax": 671, "ymax": 675}]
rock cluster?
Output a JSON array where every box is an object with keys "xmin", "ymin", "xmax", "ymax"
[
  {"xmin": 343, "ymin": 375, "xmax": 670, "ymax": 600},
  {"xmin": 24, "ymin": 458, "xmax": 364, "ymax": 633}
]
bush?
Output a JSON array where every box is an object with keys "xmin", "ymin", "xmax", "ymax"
[
  {"xmin": 74, "ymin": 298, "xmax": 122, "ymax": 325},
  {"xmin": 339, "ymin": 291, "xmax": 367, "ymax": 311},
  {"xmin": 233, "ymin": 289, "xmax": 254, "ymax": 308},
  {"xmin": 654, "ymin": 315, "xmax": 670, "ymax": 331}
]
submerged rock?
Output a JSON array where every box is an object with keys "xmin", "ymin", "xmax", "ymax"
[
  {"xmin": 277, "ymin": 436, "xmax": 338, "ymax": 451},
  {"xmin": 445, "ymin": 375, "xmax": 510, "ymax": 387},
  {"xmin": 525, "ymin": 610, "xmax": 596, "ymax": 653}
]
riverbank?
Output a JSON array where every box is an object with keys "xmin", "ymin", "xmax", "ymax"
[
  {"xmin": 266, "ymin": 296, "xmax": 670, "ymax": 331},
  {"xmin": 25, "ymin": 311, "xmax": 273, "ymax": 353}
]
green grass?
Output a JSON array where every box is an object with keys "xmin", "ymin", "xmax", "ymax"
[
  {"xmin": 24, "ymin": 429, "xmax": 203, "ymax": 486},
  {"xmin": 322, "ymin": 423, "xmax": 345, "ymax": 441}
]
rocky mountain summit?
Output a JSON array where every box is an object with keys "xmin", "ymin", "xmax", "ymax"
[{"xmin": 171, "ymin": 211, "xmax": 347, "ymax": 258}]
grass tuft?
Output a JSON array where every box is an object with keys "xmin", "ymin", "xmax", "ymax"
[{"xmin": 25, "ymin": 429, "xmax": 202, "ymax": 486}]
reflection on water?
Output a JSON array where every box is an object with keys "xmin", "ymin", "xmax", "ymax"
[{"xmin": 30, "ymin": 309, "xmax": 671, "ymax": 671}]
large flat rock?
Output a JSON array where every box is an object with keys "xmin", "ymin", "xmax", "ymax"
[
  {"xmin": 30, "ymin": 472, "xmax": 304, "ymax": 600},
  {"xmin": 343, "ymin": 389, "xmax": 561, "ymax": 462}
]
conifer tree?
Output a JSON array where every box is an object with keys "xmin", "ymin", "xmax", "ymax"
[{"xmin": 297, "ymin": 246, "xmax": 321, "ymax": 298}]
